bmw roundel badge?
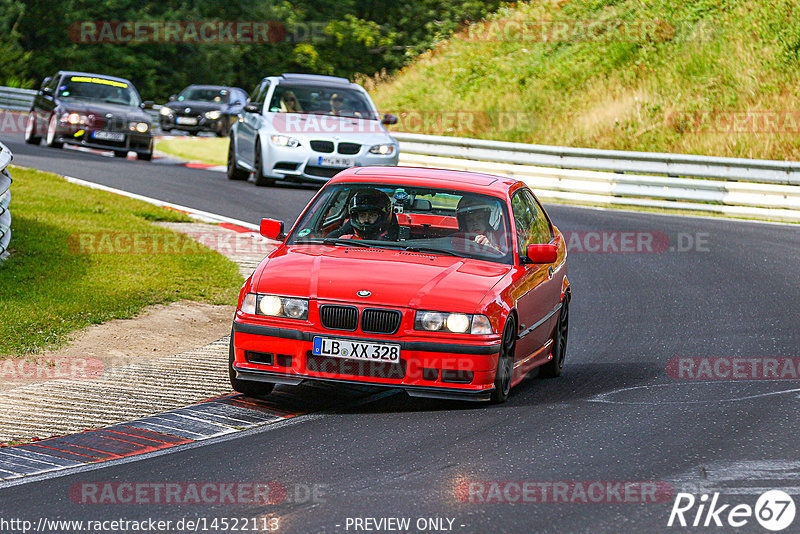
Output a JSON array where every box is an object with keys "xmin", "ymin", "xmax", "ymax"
[{"xmin": 357, "ymin": 290, "xmax": 371, "ymax": 297}]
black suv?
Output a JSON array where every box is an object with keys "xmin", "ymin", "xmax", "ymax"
[
  {"xmin": 24, "ymin": 71, "xmax": 154, "ymax": 160},
  {"xmin": 159, "ymin": 85, "xmax": 247, "ymax": 137}
]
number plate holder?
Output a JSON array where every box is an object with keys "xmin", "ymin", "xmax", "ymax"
[{"xmin": 312, "ymin": 336, "xmax": 400, "ymax": 363}]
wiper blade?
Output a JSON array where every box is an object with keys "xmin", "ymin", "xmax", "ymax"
[
  {"xmin": 402, "ymin": 246, "xmax": 460, "ymax": 257},
  {"xmin": 295, "ymin": 237, "xmax": 373, "ymax": 248}
]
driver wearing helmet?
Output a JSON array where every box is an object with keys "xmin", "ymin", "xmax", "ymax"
[
  {"xmin": 327, "ymin": 189, "xmax": 398, "ymax": 241},
  {"xmin": 454, "ymin": 196, "xmax": 506, "ymax": 253}
]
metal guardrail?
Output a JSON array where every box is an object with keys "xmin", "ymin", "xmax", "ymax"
[
  {"xmin": 394, "ymin": 133, "xmax": 800, "ymax": 222},
  {"xmin": 393, "ymin": 132, "xmax": 800, "ymax": 185},
  {"xmin": 0, "ymin": 141, "xmax": 12, "ymax": 262},
  {"xmin": 0, "ymin": 86, "xmax": 161, "ymax": 122},
  {"xmin": 0, "ymin": 86, "xmax": 36, "ymax": 112}
]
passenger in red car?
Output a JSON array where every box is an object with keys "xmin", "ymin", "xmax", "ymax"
[
  {"xmin": 327, "ymin": 189, "xmax": 399, "ymax": 240},
  {"xmin": 454, "ymin": 196, "xmax": 507, "ymax": 253}
]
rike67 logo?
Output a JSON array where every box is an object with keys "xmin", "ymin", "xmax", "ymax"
[{"xmin": 668, "ymin": 490, "xmax": 796, "ymax": 531}]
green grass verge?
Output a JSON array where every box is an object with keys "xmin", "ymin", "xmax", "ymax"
[
  {"xmin": 370, "ymin": 0, "xmax": 800, "ymax": 160},
  {"xmin": 0, "ymin": 165, "xmax": 243, "ymax": 356},
  {"xmin": 156, "ymin": 137, "xmax": 229, "ymax": 166}
]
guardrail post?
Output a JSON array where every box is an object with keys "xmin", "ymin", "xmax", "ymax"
[{"xmin": 0, "ymin": 141, "xmax": 12, "ymax": 263}]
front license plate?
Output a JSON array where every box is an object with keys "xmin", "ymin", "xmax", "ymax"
[
  {"xmin": 313, "ymin": 337, "xmax": 400, "ymax": 363},
  {"xmin": 91, "ymin": 131, "xmax": 125, "ymax": 141},
  {"xmin": 176, "ymin": 117, "xmax": 198, "ymax": 125},
  {"xmin": 317, "ymin": 156, "xmax": 354, "ymax": 167}
]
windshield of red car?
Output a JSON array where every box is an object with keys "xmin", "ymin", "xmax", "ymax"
[{"xmin": 288, "ymin": 183, "xmax": 513, "ymax": 264}]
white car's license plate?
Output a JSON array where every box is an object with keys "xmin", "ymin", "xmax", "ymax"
[
  {"xmin": 317, "ymin": 156, "xmax": 354, "ymax": 167},
  {"xmin": 176, "ymin": 117, "xmax": 198, "ymax": 125},
  {"xmin": 312, "ymin": 336, "xmax": 400, "ymax": 363},
  {"xmin": 91, "ymin": 131, "xmax": 125, "ymax": 141}
]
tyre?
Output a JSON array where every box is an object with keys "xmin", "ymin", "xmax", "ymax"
[
  {"xmin": 490, "ymin": 315, "xmax": 517, "ymax": 404},
  {"xmin": 540, "ymin": 296, "xmax": 569, "ymax": 378},
  {"xmin": 227, "ymin": 136, "xmax": 249, "ymax": 180},
  {"xmin": 137, "ymin": 151, "xmax": 152, "ymax": 161},
  {"xmin": 24, "ymin": 112, "xmax": 41, "ymax": 145},
  {"xmin": 252, "ymin": 138, "xmax": 275, "ymax": 186},
  {"xmin": 228, "ymin": 331, "xmax": 275, "ymax": 398},
  {"xmin": 113, "ymin": 151, "xmax": 128, "ymax": 158},
  {"xmin": 45, "ymin": 114, "xmax": 63, "ymax": 148}
]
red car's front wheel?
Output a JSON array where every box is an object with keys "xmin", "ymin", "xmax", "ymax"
[
  {"xmin": 541, "ymin": 296, "xmax": 569, "ymax": 378},
  {"xmin": 490, "ymin": 315, "xmax": 517, "ymax": 404}
]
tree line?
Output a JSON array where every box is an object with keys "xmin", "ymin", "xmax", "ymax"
[{"xmin": 0, "ymin": 0, "xmax": 507, "ymax": 99}]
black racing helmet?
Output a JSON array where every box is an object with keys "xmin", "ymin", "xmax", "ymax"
[
  {"xmin": 348, "ymin": 189, "xmax": 393, "ymax": 238},
  {"xmin": 456, "ymin": 195, "xmax": 493, "ymax": 231}
]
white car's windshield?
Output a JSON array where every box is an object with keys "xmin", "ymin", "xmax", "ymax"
[
  {"xmin": 288, "ymin": 183, "xmax": 513, "ymax": 264},
  {"xmin": 268, "ymin": 84, "xmax": 379, "ymax": 120}
]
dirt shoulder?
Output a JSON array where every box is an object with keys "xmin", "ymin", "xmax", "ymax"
[{"xmin": 0, "ymin": 301, "xmax": 235, "ymax": 393}]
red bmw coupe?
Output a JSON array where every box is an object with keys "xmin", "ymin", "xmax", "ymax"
[{"xmin": 230, "ymin": 167, "xmax": 570, "ymax": 403}]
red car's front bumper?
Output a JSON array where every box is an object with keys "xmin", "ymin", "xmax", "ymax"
[{"xmin": 231, "ymin": 318, "xmax": 502, "ymax": 402}]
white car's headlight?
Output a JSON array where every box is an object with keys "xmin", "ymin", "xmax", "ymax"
[
  {"xmin": 129, "ymin": 122, "xmax": 150, "ymax": 133},
  {"xmin": 369, "ymin": 143, "xmax": 395, "ymax": 155},
  {"xmin": 414, "ymin": 311, "xmax": 494, "ymax": 334},
  {"xmin": 270, "ymin": 135, "xmax": 300, "ymax": 148},
  {"xmin": 241, "ymin": 293, "xmax": 309, "ymax": 320},
  {"xmin": 204, "ymin": 110, "xmax": 222, "ymax": 120},
  {"xmin": 159, "ymin": 107, "xmax": 173, "ymax": 116}
]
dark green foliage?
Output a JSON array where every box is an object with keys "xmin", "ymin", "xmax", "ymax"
[{"xmin": 0, "ymin": 0, "xmax": 507, "ymax": 97}]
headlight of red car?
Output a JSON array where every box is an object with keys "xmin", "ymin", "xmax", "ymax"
[
  {"xmin": 414, "ymin": 311, "xmax": 493, "ymax": 335},
  {"xmin": 241, "ymin": 293, "xmax": 309, "ymax": 320}
]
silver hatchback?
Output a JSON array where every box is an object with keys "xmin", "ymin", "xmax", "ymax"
[{"xmin": 228, "ymin": 74, "xmax": 399, "ymax": 186}]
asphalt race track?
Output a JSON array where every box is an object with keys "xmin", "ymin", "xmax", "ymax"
[
  {"xmin": 3, "ymin": 138, "xmax": 319, "ymax": 226},
  {"xmin": 2, "ymin": 135, "xmax": 800, "ymax": 533}
]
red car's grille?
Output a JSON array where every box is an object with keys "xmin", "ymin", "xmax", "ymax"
[
  {"xmin": 307, "ymin": 353, "xmax": 406, "ymax": 379},
  {"xmin": 361, "ymin": 308, "xmax": 402, "ymax": 334},
  {"xmin": 319, "ymin": 305, "xmax": 358, "ymax": 331}
]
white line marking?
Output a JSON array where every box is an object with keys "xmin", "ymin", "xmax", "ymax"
[
  {"xmin": 588, "ymin": 383, "xmax": 800, "ymax": 405},
  {"xmin": 60, "ymin": 174, "xmax": 259, "ymax": 230}
]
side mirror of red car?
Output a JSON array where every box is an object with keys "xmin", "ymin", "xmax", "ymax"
[
  {"xmin": 260, "ymin": 218, "xmax": 285, "ymax": 241},
  {"xmin": 526, "ymin": 243, "xmax": 557, "ymax": 264}
]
